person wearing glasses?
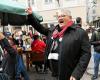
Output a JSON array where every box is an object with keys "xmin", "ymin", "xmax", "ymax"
[{"xmin": 26, "ymin": 8, "xmax": 91, "ymax": 80}]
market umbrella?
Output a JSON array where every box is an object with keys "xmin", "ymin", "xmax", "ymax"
[
  {"xmin": 0, "ymin": 12, "xmax": 28, "ymax": 26},
  {"xmin": 0, "ymin": 0, "xmax": 43, "ymax": 26}
]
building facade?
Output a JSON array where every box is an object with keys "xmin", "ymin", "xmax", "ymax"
[
  {"xmin": 92, "ymin": 0, "xmax": 100, "ymax": 28},
  {"xmin": 29, "ymin": 0, "xmax": 88, "ymax": 29},
  {"xmin": 8, "ymin": 0, "xmax": 89, "ymax": 32}
]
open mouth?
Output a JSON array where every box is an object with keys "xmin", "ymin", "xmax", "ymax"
[{"xmin": 59, "ymin": 20, "xmax": 64, "ymax": 24}]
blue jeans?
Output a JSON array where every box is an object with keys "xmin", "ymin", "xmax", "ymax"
[
  {"xmin": 93, "ymin": 51, "xmax": 100, "ymax": 77},
  {"xmin": 16, "ymin": 54, "xmax": 30, "ymax": 80}
]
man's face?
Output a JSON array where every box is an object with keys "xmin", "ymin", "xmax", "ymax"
[{"xmin": 57, "ymin": 11, "xmax": 70, "ymax": 27}]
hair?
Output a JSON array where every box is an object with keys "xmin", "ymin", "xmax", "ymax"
[
  {"xmin": 76, "ymin": 17, "xmax": 82, "ymax": 23},
  {"xmin": 33, "ymin": 35, "xmax": 39, "ymax": 40},
  {"xmin": 57, "ymin": 9, "xmax": 71, "ymax": 17}
]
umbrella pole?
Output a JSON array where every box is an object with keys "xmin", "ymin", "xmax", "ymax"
[{"xmin": 28, "ymin": 0, "xmax": 33, "ymax": 34}]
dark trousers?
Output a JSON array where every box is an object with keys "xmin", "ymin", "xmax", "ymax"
[{"xmin": 50, "ymin": 59, "xmax": 58, "ymax": 77}]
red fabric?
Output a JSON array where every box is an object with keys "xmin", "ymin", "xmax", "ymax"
[
  {"xmin": 31, "ymin": 39, "xmax": 46, "ymax": 54},
  {"xmin": 53, "ymin": 21, "xmax": 73, "ymax": 39},
  {"xmin": 12, "ymin": 45, "xmax": 17, "ymax": 51}
]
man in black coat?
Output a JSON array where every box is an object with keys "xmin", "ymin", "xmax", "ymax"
[
  {"xmin": 90, "ymin": 28, "xmax": 100, "ymax": 80},
  {"xmin": 26, "ymin": 8, "xmax": 91, "ymax": 80}
]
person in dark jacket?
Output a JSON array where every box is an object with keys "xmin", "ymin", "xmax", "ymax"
[
  {"xmin": 90, "ymin": 28, "xmax": 100, "ymax": 80},
  {"xmin": 0, "ymin": 32, "xmax": 16, "ymax": 80},
  {"xmin": 76, "ymin": 17, "xmax": 82, "ymax": 27},
  {"xmin": 26, "ymin": 8, "xmax": 91, "ymax": 80},
  {"xmin": 0, "ymin": 33, "xmax": 30, "ymax": 80},
  {"xmin": 7, "ymin": 36, "xmax": 30, "ymax": 80}
]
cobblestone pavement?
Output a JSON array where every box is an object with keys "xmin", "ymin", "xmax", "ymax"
[
  {"xmin": 27, "ymin": 55, "xmax": 100, "ymax": 80},
  {"xmin": 26, "ymin": 46, "xmax": 100, "ymax": 80},
  {"xmin": 27, "ymin": 66, "xmax": 100, "ymax": 80}
]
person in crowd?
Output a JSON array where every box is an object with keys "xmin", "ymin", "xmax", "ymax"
[
  {"xmin": 86, "ymin": 27, "xmax": 95, "ymax": 41},
  {"xmin": 31, "ymin": 33, "xmax": 46, "ymax": 72},
  {"xmin": 7, "ymin": 35, "xmax": 30, "ymax": 80},
  {"xmin": 0, "ymin": 32, "xmax": 30, "ymax": 80},
  {"xmin": 16, "ymin": 35, "xmax": 23, "ymax": 47},
  {"xmin": 76, "ymin": 17, "xmax": 82, "ymax": 27},
  {"xmin": 90, "ymin": 28, "xmax": 100, "ymax": 80},
  {"xmin": 31, "ymin": 33, "xmax": 46, "ymax": 54},
  {"xmin": 0, "ymin": 32, "xmax": 16, "ymax": 80},
  {"xmin": 26, "ymin": 7, "xmax": 91, "ymax": 80},
  {"xmin": 12, "ymin": 34, "xmax": 23, "ymax": 47}
]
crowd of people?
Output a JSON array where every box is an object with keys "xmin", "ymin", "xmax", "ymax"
[{"xmin": 1, "ymin": 6, "xmax": 100, "ymax": 80}]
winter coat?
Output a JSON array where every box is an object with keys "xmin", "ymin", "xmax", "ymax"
[
  {"xmin": 28, "ymin": 14, "xmax": 91, "ymax": 80},
  {"xmin": 0, "ymin": 38, "xmax": 16, "ymax": 80},
  {"xmin": 31, "ymin": 39, "xmax": 46, "ymax": 54},
  {"xmin": 90, "ymin": 31, "xmax": 100, "ymax": 53}
]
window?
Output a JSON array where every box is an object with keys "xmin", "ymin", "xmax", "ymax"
[{"xmin": 45, "ymin": 0, "xmax": 52, "ymax": 4}]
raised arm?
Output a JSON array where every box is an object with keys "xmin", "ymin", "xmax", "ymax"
[{"xmin": 26, "ymin": 7, "xmax": 50, "ymax": 36}]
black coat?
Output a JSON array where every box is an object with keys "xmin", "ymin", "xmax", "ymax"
[
  {"xmin": 28, "ymin": 14, "xmax": 91, "ymax": 80},
  {"xmin": 90, "ymin": 31, "xmax": 100, "ymax": 53}
]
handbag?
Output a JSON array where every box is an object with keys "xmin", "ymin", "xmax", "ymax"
[
  {"xmin": 48, "ymin": 53, "xmax": 59, "ymax": 60},
  {"xmin": 48, "ymin": 40, "xmax": 59, "ymax": 60}
]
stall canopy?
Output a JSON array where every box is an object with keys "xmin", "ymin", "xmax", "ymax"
[
  {"xmin": 0, "ymin": 0, "xmax": 43, "ymax": 26},
  {"xmin": 0, "ymin": 12, "xmax": 28, "ymax": 26}
]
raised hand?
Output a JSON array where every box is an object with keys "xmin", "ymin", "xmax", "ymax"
[{"xmin": 25, "ymin": 7, "xmax": 33, "ymax": 15}]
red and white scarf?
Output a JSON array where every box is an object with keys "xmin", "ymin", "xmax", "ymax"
[{"xmin": 52, "ymin": 21, "xmax": 73, "ymax": 39}]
